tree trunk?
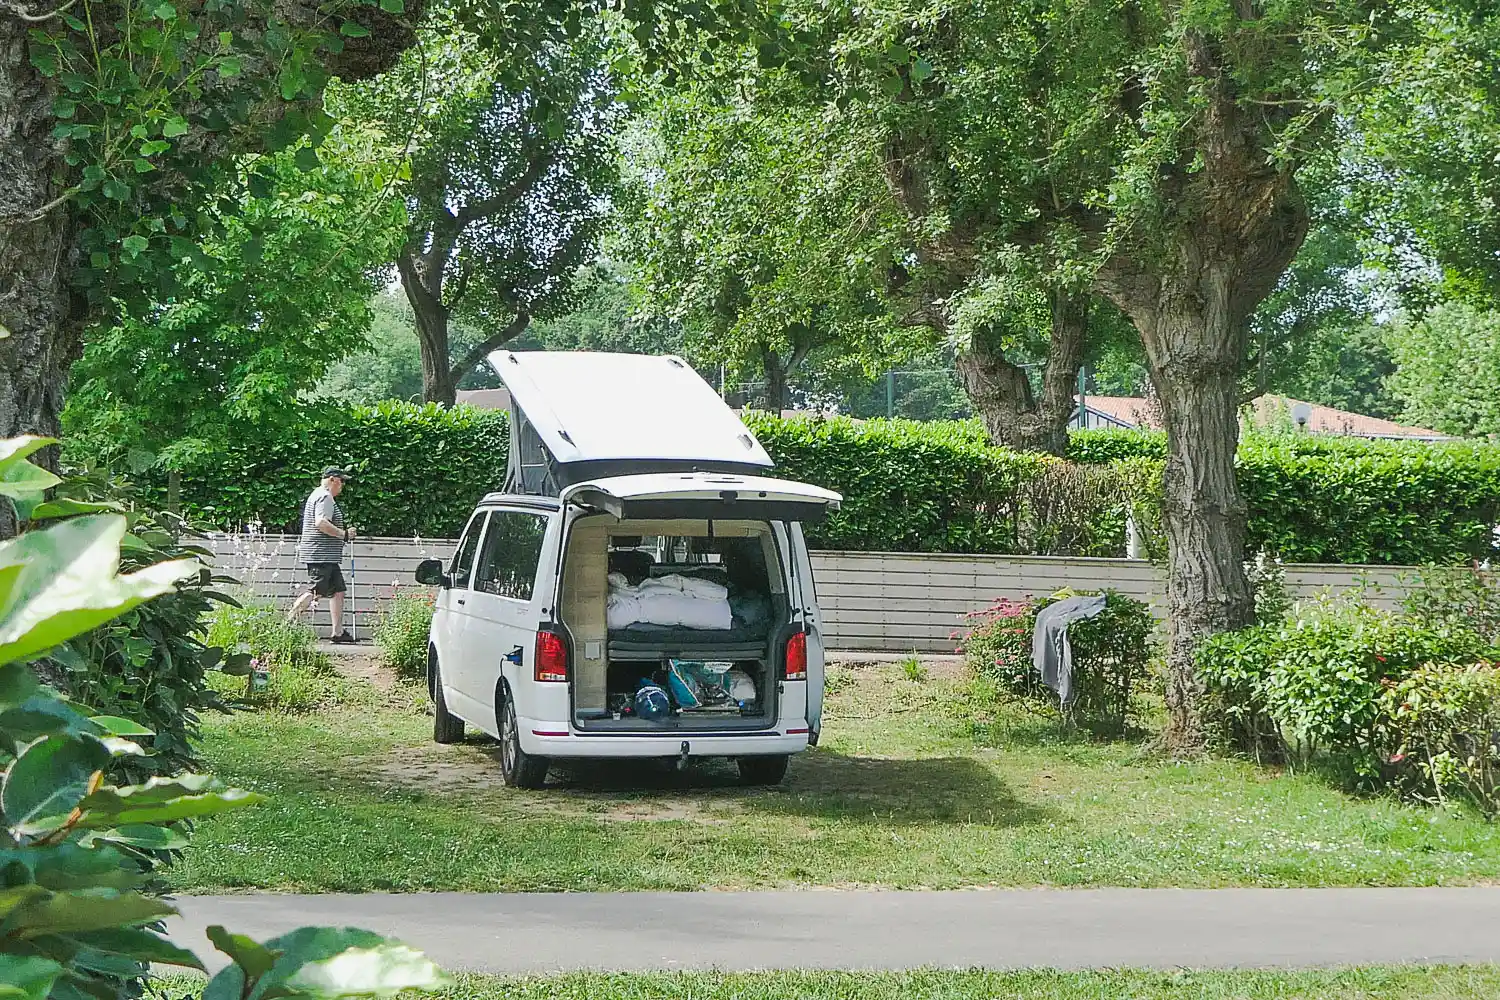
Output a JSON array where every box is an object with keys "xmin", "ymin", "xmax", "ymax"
[
  {"xmin": 760, "ymin": 348, "xmax": 788, "ymax": 414},
  {"xmin": 1145, "ymin": 305, "xmax": 1252, "ymax": 755},
  {"xmin": 1097, "ymin": 219, "xmax": 1305, "ymax": 755},
  {"xmin": 956, "ymin": 286, "xmax": 1087, "ymax": 456},
  {"xmin": 396, "ymin": 249, "xmax": 456, "ymax": 406},
  {"xmin": 0, "ymin": 22, "xmax": 78, "ymax": 445}
]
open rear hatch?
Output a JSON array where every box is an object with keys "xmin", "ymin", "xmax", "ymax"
[
  {"xmin": 562, "ymin": 472, "xmax": 841, "ymax": 523},
  {"xmin": 559, "ymin": 473, "xmax": 840, "ymax": 733}
]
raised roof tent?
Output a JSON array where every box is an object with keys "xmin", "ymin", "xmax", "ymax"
[{"xmin": 489, "ymin": 351, "xmax": 775, "ymax": 496}]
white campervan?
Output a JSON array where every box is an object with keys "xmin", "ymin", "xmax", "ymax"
[{"xmin": 415, "ymin": 352, "xmax": 841, "ymax": 788}]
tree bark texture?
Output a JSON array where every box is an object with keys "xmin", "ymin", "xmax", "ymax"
[
  {"xmin": 1093, "ymin": 29, "xmax": 1310, "ymax": 754},
  {"xmin": 956, "ymin": 287, "xmax": 1087, "ymax": 456},
  {"xmin": 398, "ymin": 246, "xmax": 458, "ymax": 406},
  {"xmin": 0, "ymin": 19, "xmax": 80, "ymax": 449}
]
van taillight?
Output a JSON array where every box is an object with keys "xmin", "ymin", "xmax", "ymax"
[
  {"xmin": 783, "ymin": 631, "xmax": 807, "ymax": 681},
  {"xmin": 535, "ymin": 631, "xmax": 569, "ymax": 683}
]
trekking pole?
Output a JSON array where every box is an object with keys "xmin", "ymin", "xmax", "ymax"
[{"xmin": 348, "ymin": 531, "xmax": 358, "ymax": 642}]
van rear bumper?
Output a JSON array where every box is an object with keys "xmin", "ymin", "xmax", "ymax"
[{"xmin": 517, "ymin": 715, "xmax": 809, "ymax": 757}]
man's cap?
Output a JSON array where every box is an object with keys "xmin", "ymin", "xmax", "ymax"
[{"xmin": 322, "ymin": 467, "xmax": 353, "ymax": 481}]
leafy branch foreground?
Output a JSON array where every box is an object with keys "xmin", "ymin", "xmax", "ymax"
[{"xmin": 0, "ymin": 436, "xmax": 447, "ymax": 1000}]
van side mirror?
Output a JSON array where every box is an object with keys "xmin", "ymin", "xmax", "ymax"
[{"xmin": 415, "ymin": 558, "xmax": 448, "ymax": 588}]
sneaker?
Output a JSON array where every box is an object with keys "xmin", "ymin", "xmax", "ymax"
[{"xmin": 329, "ymin": 631, "xmax": 356, "ymax": 644}]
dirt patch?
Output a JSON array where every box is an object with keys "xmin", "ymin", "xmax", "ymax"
[
  {"xmin": 324, "ymin": 647, "xmax": 398, "ymax": 691},
  {"xmin": 367, "ymin": 741, "xmax": 775, "ymax": 825}
]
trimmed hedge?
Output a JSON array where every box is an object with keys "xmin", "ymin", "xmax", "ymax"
[
  {"xmin": 140, "ymin": 404, "xmax": 1500, "ymax": 564},
  {"xmin": 157, "ymin": 401, "xmax": 509, "ymax": 537},
  {"xmin": 742, "ymin": 415, "xmax": 1047, "ymax": 553}
]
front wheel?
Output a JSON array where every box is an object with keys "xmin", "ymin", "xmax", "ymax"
[
  {"xmin": 738, "ymin": 754, "xmax": 790, "ymax": 786},
  {"xmin": 432, "ymin": 658, "xmax": 464, "ymax": 745},
  {"xmin": 499, "ymin": 688, "xmax": 549, "ymax": 789}
]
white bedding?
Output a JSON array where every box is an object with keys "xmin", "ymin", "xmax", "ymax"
[{"xmin": 606, "ymin": 572, "xmax": 733, "ymax": 630}]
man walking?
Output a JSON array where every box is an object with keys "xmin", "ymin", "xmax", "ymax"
[{"xmin": 287, "ymin": 467, "xmax": 357, "ymax": 642}]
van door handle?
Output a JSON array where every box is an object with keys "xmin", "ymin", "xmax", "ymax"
[
  {"xmin": 505, "ymin": 646, "xmax": 524, "ymax": 665},
  {"xmin": 456, "ymin": 598, "xmax": 466, "ymax": 606}
]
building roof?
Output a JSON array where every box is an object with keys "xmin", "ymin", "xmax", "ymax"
[
  {"xmin": 487, "ymin": 350, "xmax": 775, "ymax": 468},
  {"xmin": 454, "ymin": 388, "xmax": 511, "ymax": 410},
  {"xmin": 1078, "ymin": 395, "xmax": 1447, "ymax": 440}
]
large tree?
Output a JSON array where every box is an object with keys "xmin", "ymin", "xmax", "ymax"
[
  {"xmin": 629, "ymin": 89, "xmax": 922, "ymax": 413},
  {"xmin": 0, "ymin": 0, "xmax": 419, "ymax": 454},
  {"xmin": 63, "ymin": 125, "xmax": 404, "ymax": 478},
  {"xmin": 710, "ymin": 0, "xmax": 1490, "ymax": 750},
  {"xmin": 340, "ymin": 15, "xmax": 623, "ymax": 405}
]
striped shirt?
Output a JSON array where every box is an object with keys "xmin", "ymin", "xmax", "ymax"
[{"xmin": 296, "ymin": 486, "xmax": 346, "ymax": 564}]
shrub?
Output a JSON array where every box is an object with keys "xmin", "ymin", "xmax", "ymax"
[
  {"xmin": 959, "ymin": 590, "xmax": 1155, "ymax": 734},
  {"xmin": 33, "ymin": 468, "xmax": 244, "ymax": 777},
  {"xmin": 82, "ymin": 401, "xmax": 1500, "ymax": 564},
  {"xmin": 0, "ymin": 436, "xmax": 447, "ymax": 1000},
  {"xmin": 1402, "ymin": 564, "xmax": 1500, "ymax": 645},
  {"xmin": 129, "ymin": 400, "xmax": 510, "ymax": 537},
  {"xmin": 375, "ymin": 591, "xmax": 435, "ymax": 679},
  {"xmin": 1199, "ymin": 595, "xmax": 1495, "ymax": 784},
  {"xmin": 206, "ymin": 602, "xmax": 347, "ymax": 711},
  {"xmin": 744, "ymin": 414, "xmax": 1050, "ymax": 553},
  {"xmin": 1381, "ymin": 661, "xmax": 1500, "ymax": 815}
]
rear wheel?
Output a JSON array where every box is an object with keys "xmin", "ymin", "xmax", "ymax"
[
  {"xmin": 738, "ymin": 754, "xmax": 790, "ymax": 786},
  {"xmin": 432, "ymin": 657, "xmax": 464, "ymax": 745},
  {"xmin": 499, "ymin": 687, "xmax": 549, "ymax": 789}
]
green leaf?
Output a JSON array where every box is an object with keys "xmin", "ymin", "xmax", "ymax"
[
  {"xmin": 910, "ymin": 57, "xmax": 934, "ymax": 83},
  {"xmin": 82, "ymin": 824, "xmax": 188, "ymax": 850},
  {"xmin": 2, "ymin": 734, "xmax": 111, "ymax": 836},
  {"xmin": 26, "ymin": 498, "xmax": 126, "ymax": 522},
  {"xmin": 294, "ymin": 146, "xmax": 321, "ymax": 172},
  {"xmin": 338, "ymin": 21, "xmax": 370, "ymax": 37},
  {"xmin": 7, "ymin": 889, "xmax": 174, "ymax": 937},
  {"xmin": 89, "ymin": 716, "xmax": 153, "ymax": 737},
  {"xmin": 102, "ymin": 179, "xmax": 129, "ymax": 202},
  {"xmin": 68, "ymin": 926, "xmax": 204, "ymax": 969},
  {"xmin": 80, "ymin": 787, "xmax": 264, "ymax": 826},
  {"xmin": 162, "ymin": 117, "xmax": 189, "ymax": 138},
  {"xmin": 121, "ymin": 235, "xmax": 149, "ymax": 257},
  {"xmin": 133, "ymin": 158, "xmax": 155, "ymax": 174},
  {"xmin": 0, "ymin": 457, "xmax": 61, "ymax": 502},
  {"xmin": 152, "ymin": 2, "xmax": 176, "ymax": 19},
  {"xmin": 285, "ymin": 942, "xmax": 450, "ymax": 997},
  {"xmin": 52, "ymin": 99, "xmax": 76, "ymax": 119},
  {"xmin": 0, "ymin": 955, "xmax": 63, "ymax": 1000},
  {"xmin": 0, "ymin": 514, "xmax": 199, "ymax": 667},
  {"xmin": 219, "ymin": 57, "xmax": 242, "ymax": 78},
  {"xmin": 378, "ymin": 0, "xmax": 403, "ymax": 10},
  {"xmin": 207, "ymin": 925, "xmax": 278, "ymax": 980}
]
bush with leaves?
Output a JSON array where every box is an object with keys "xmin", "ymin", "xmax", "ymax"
[
  {"xmin": 33, "ymin": 469, "xmax": 249, "ymax": 778},
  {"xmin": 1401, "ymin": 565, "xmax": 1500, "ymax": 646},
  {"xmin": 958, "ymin": 589, "xmax": 1156, "ymax": 734},
  {"xmin": 1380, "ymin": 662, "xmax": 1500, "ymax": 815},
  {"xmin": 84, "ymin": 403, "xmax": 1500, "ymax": 564},
  {"xmin": 0, "ymin": 436, "xmax": 448, "ymax": 1000},
  {"xmin": 743, "ymin": 414, "xmax": 1049, "ymax": 553},
  {"xmin": 373, "ymin": 592, "xmax": 434, "ymax": 681},
  {"xmin": 1198, "ymin": 595, "xmax": 1496, "ymax": 785}
]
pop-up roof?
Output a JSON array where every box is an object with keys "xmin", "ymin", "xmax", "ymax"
[{"xmin": 488, "ymin": 351, "xmax": 775, "ymax": 496}]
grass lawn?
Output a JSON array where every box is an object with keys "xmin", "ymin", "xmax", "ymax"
[
  {"xmin": 168, "ymin": 662, "xmax": 1500, "ymax": 892},
  {"xmin": 159, "ymin": 968, "xmax": 1500, "ymax": 1000}
]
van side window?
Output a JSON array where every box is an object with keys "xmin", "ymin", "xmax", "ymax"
[
  {"xmin": 474, "ymin": 510, "xmax": 548, "ymax": 600},
  {"xmin": 450, "ymin": 513, "xmax": 486, "ymax": 590}
]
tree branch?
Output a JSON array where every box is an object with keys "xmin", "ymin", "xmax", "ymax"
[
  {"xmin": 2, "ymin": 0, "xmax": 76, "ymax": 21},
  {"xmin": 453, "ymin": 151, "xmax": 551, "ymax": 228},
  {"xmin": 448, "ymin": 310, "xmax": 531, "ymax": 384}
]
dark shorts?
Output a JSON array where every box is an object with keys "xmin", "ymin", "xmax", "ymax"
[{"xmin": 304, "ymin": 562, "xmax": 346, "ymax": 598}]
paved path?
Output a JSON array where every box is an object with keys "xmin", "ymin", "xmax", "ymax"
[{"xmin": 170, "ymin": 889, "xmax": 1500, "ymax": 973}]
